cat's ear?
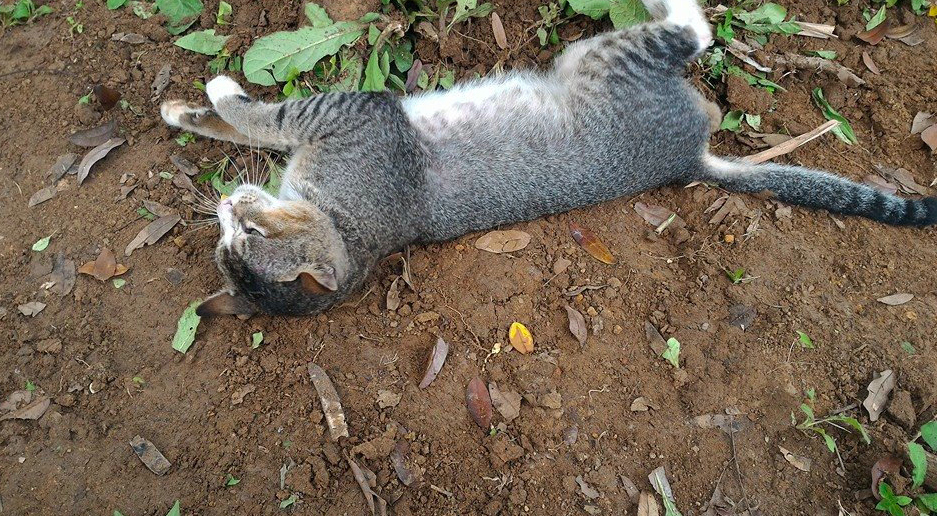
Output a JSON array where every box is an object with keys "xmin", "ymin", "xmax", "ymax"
[
  {"xmin": 279, "ymin": 265, "xmax": 338, "ymax": 294},
  {"xmin": 196, "ymin": 290, "xmax": 256, "ymax": 317}
]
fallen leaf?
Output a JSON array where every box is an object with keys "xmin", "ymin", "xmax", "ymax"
[
  {"xmin": 553, "ymin": 257, "xmax": 571, "ymax": 274},
  {"xmin": 488, "ymin": 381, "xmax": 521, "ymax": 422},
  {"xmin": 911, "ymin": 112, "xmax": 935, "ymax": 134},
  {"xmin": 465, "ymin": 377, "xmax": 493, "ymax": 429},
  {"xmin": 630, "ymin": 397, "xmax": 657, "ymax": 412},
  {"xmin": 709, "ymin": 196, "xmax": 749, "ymax": 225},
  {"xmin": 508, "ymin": 322, "xmax": 534, "ymax": 354},
  {"xmin": 347, "ymin": 455, "xmax": 388, "ymax": 516},
  {"xmin": 877, "ymin": 166, "xmax": 930, "ymax": 196},
  {"xmin": 49, "ymin": 252, "xmax": 76, "ymax": 296},
  {"xmin": 563, "ymin": 284, "xmax": 606, "ymax": 297},
  {"xmin": 861, "ymin": 52, "xmax": 880, "ymax": 74},
  {"xmin": 151, "ymin": 64, "xmax": 172, "ymax": 100},
  {"xmin": 922, "ymin": 125, "xmax": 937, "ymax": 152},
  {"xmin": 68, "ymin": 120, "xmax": 118, "ymax": 147},
  {"xmin": 474, "ymin": 229, "xmax": 531, "ymax": 253},
  {"xmin": 93, "ymin": 84, "xmax": 122, "ymax": 111},
  {"xmin": 170, "ymin": 155, "xmax": 198, "ymax": 176},
  {"xmin": 871, "ymin": 455, "xmax": 902, "ymax": 500},
  {"xmin": 863, "ymin": 370, "xmax": 896, "ymax": 422},
  {"xmin": 569, "ymin": 221, "xmax": 615, "ymax": 264},
  {"xmin": 760, "ymin": 133, "xmax": 793, "ymax": 147},
  {"xmin": 28, "ymin": 186, "xmax": 56, "ymax": 207},
  {"xmin": 18, "ymin": 301, "xmax": 46, "ymax": 317},
  {"xmin": 32, "ymin": 235, "xmax": 51, "ymax": 252},
  {"xmin": 125, "ymin": 213, "xmax": 181, "ymax": 256},
  {"xmin": 386, "ymin": 276, "xmax": 401, "ymax": 311},
  {"xmin": 620, "ymin": 476, "xmax": 640, "ymax": 500},
  {"xmin": 390, "ymin": 441, "xmax": 416, "ymax": 486},
  {"xmin": 77, "ymin": 138, "xmax": 125, "ymax": 186},
  {"xmin": 779, "ymin": 446, "xmax": 812, "ymax": 472},
  {"xmin": 638, "ymin": 491, "xmax": 660, "ymax": 516},
  {"xmin": 308, "ymin": 363, "xmax": 349, "ymax": 440},
  {"xmin": 634, "ymin": 202, "xmax": 674, "ymax": 226},
  {"xmin": 564, "ymin": 305, "xmax": 587, "ymax": 347},
  {"xmin": 419, "ymin": 336, "xmax": 448, "ymax": 389},
  {"xmin": 648, "ymin": 467, "xmax": 681, "ymax": 514},
  {"xmin": 0, "ymin": 391, "xmax": 32, "ymax": 412},
  {"xmin": 885, "ymin": 24, "xmax": 915, "ymax": 39},
  {"xmin": 78, "ymin": 247, "xmax": 128, "ymax": 281},
  {"xmin": 376, "ymin": 390, "xmax": 401, "ymax": 409},
  {"xmin": 726, "ymin": 304, "xmax": 756, "ymax": 330},
  {"xmin": 576, "ymin": 475, "xmax": 601, "ymax": 499},
  {"xmin": 877, "ymin": 293, "xmax": 913, "ymax": 306},
  {"xmin": 0, "ymin": 395, "xmax": 50, "ymax": 421},
  {"xmin": 48, "ymin": 153, "xmax": 78, "ymax": 181},
  {"xmin": 857, "ymin": 22, "xmax": 888, "ymax": 45},
  {"xmin": 129, "ymin": 435, "xmax": 172, "ymax": 476},
  {"xmin": 644, "ymin": 321, "xmax": 668, "ymax": 355},
  {"xmin": 491, "ymin": 11, "xmax": 507, "ymax": 49},
  {"xmin": 111, "ymin": 32, "xmax": 149, "ymax": 44},
  {"xmin": 661, "ymin": 337, "xmax": 680, "ymax": 367},
  {"xmin": 171, "ymin": 172, "xmax": 197, "ymax": 193},
  {"xmin": 171, "ymin": 300, "xmax": 201, "ymax": 354},
  {"xmin": 230, "ymin": 384, "xmax": 255, "ymax": 405},
  {"xmin": 864, "ymin": 175, "xmax": 899, "ymax": 195},
  {"xmin": 693, "ymin": 413, "xmax": 744, "ymax": 434},
  {"xmin": 142, "ymin": 200, "xmax": 173, "ymax": 217}
]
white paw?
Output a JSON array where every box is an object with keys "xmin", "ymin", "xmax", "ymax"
[
  {"xmin": 206, "ymin": 75, "xmax": 245, "ymax": 105},
  {"xmin": 664, "ymin": 0, "xmax": 712, "ymax": 51},
  {"xmin": 160, "ymin": 100, "xmax": 188, "ymax": 127}
]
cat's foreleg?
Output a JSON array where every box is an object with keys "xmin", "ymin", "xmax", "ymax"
[
  {"xmin": 641, "ymin": 0, "xmax": 712, "ymax": 52},
  {"xmin": 160, "ymin": 100, "xmax": 291, "ymax": 151}
]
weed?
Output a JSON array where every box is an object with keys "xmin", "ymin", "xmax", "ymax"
[
  {"xmin": 795, "ymin": 331, "xmax": 815, "ymax": 349},
  {"xmin": 25, "ymin": 380, "xmax": 36, "ymax": 391},
  {"xmin": 225, "ymin": 473, "xmax": 240, "ymax": 486},
  {"xmin": 0, "ymin": 0, "xmax": 52, "ymax": 28},
  {"xmin": 725, "ymin": 267, "xmax": 746, "ymax": 284},
  {"xmin": 793, "ymin": 391, "xmax": 869, "ymax": 471},
  {"xmin": 174, "ymin": 132, "xmax": 195, "ymax": 147},
  {"xmin": 66, "ymin": 15, "xmax": 83, "ymax": 36}
]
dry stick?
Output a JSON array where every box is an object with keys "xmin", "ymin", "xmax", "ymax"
[
  {"xmin": 746, "ymin": 120, "xmax": 840, "ymax": 164},
  {"xmin": 729, "ymin": 423, "xmax": 753, "ymax": 513},
  {"xmin": 775, "ymin": 53, "xmax": 865, "ymax": 87}
]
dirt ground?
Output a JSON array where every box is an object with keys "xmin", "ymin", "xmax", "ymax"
[{"xmin": 1, "ymin": 0, "xmax": 936, "ymax": 514}]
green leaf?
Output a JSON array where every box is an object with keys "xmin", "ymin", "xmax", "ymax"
[
  {"xmin": 921, "ymin": 494, "xmax": 937, "ymax": 511},
  {"xmin": 812, "ymin": 88, "xmax": 857, "ymax": 145},
  {"xmin": 821, "ymin": 431, "xmax": 837, "ymax": 453},
  {"xmin": 716, "ymin": 9, "xmax": 735, "ymax": 42},
  {"xmin": 866, "ymin": 5, "xmax": 886, "ymax": 31},
  {"xmin": 909, "ymin": 442, "xmax": 927, "ymax": 488},
  {"xmin": 165, "ymin": 500, "xmax": 181, "ymax": 516},
  {"xmin": 922, "ymin": 421, "xmax": 937, "ymax": 451},
  {"xmin": 836, "ymin": 416, "xmax": 871, "ymax": 444},
  {"xmin": 720, "ymin": 110, "xmax": 743, "ymax": 132},
  {"xmin": 242, "ymin": 21, "xmax": 367, "ymax": 86},
  {"xmin": 662, "ymin": 337, "xmax": 680, "ymax": 367},
  {"xmin": 114, "ymin": 511, "xmax": 126, "ymax": 516},
  {"xmin": 251, "ymin": 331, "xmax": 264, "ymax": 349},
  {"xmin": 805, "ymin": 50, "xmax": 836, "ymax": 59},
  {"xmin": 608, "ymin": 0, "xmax": 649, "ymax": 29},
  {"xmin": 279, "ymin": 494, "xmax": 298, "ymax": 508},
  {"xmin": 361, "ymin": 48, "xmax": 387, "ymax": 92},
  {"xmin": 215, "ymin": 0, "xmax": 231, "ymax": 24},
  {"xmin": 175, "ymin": 132, "xmax": 195, "ymax": 146},
  {"xmin": 799, "ymin": 403, "xmax": 815, "ymax": 421},
  {"xmin": 736, "ymin": 2, "xmax": 787, "ymax": 24},
  {"xmin": 32, "ymin": 235, "xmax": 51, "ymax": 252},
  {"xmin": 171, "ymin": 300, "xmax": 202, "ymax": 353},
  {"xmin": 450, "ymin": 0, "xmax": 494, "ymax": 26},
  {"xmin": 225, "ymin": 473, "xmax": 241, "ymax": 486},
  {"xmin": 107, "ymin": 0, "xmax": 128, "ymax": 9},
  {"xmin": 155, "ymin": 0, "xmax": 204, "ymax": 35},
  {"xmin": 130, "ymin": 0, "xmax": 155, "ymax": 19},
  {"xmin": 439, "ymin": 68, "xmax": 455, "ymax": 90},
  {"xmin": 901, "ymin": 341, "xmax": 916, "ymax": 355},
  {"xmin": 25, "ymin": 380, "xmax": 36, "ymax": 391},
  {"xmin": 796, "ymin": 331, "xmax": 815, "ymax": 349},
  {"xmin": 391, "ymin": 39, "xmax": 413, "ymax": 73},
  {"xmin": 174, "ymin": 28, "xmax": 229, "ymax": 55},
  {"xmin": 744, "ymin": 113, "xmax": 761, "ymax": 131},
  {"xmin": 304, "ymin": 1, "xmax": 331, "ymax": 27},
  {"xmin": 112, "ymin": 278, "xmax": 126, "ymax": 289},
  {"xmin": 567, "ymin": 0, "xmax": 611, "ymax": 19}
]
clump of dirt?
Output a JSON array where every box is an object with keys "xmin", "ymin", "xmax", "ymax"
[{"xmin": 1, "ymin": 0, "xmax": 936, "ymax": 514}]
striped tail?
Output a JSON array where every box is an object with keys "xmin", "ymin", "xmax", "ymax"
[{"xmin": 700, "ymin": 155, "xmax": 937, "ymax": 227}]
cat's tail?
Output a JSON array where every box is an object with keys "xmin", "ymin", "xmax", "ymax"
[{"xmin": 699, "ymin": 155, "xmax": 937, "ymax": 227}]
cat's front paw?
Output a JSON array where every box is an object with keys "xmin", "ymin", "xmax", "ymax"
[
  {"xmin": 161, "ymin": 100, "xmax": 191, "ymax": 127},
  {"xmin": 206, "ymin": 75, "xmax": 246, "ymax": 105}
]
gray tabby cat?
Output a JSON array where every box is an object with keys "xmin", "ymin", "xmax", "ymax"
[{"xmin": 161, "ymin": 0, "xmax": 937, "ymax": 317}]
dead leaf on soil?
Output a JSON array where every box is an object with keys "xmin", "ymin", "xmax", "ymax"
[
  {"xmin": 576, "ymin": 475, "xmax": 601, "ymax": 499},
  {"xmin": 170, "ymin": 155, "xmax": 198, "ymax": 176},
  {"xmin": 630, "ymin": 397, "xmax": 657, "ymax": 412},
  {"xmin": 68, "ymin": 120, "xmax": 118, "ymax": 147},
  {"xmin": 877, "ymin": 293, "xmax": 913, "ymax": 306},
  {"xmin": 488, "ymin": 381, "xmax": 521, "ymax": 422},
  {"xmin": 876, "ymin": 166, "xmax": 929, "ymax": 195},
  {"xmin": 693, "ymin": 413, "xmax": 745, "ymax": 434},
  {"xmin": 634, "ymin": 202, "xmax": 674, "ymax": 227},
  {"xmin": 419, "ymin": 336, "xmax": 448, "ymax": 389},
  {"xmin": 386, "ymin": 276, "xmax": 401, "ymax": 311},
  {"xmin": 863, "ymin": 369, "xmax": 896, "ymax": 422},
  {"xmin": 77, "ymin": 138, "xmax": 125, "ymax": 186},
  {"xmin": 553, "ymin": 257, "xmax": 572, "ymax": 274},
  {"xmin": 376, "ymin": 390, "xmax": 401, "ymax": 409},
  {"xmin": 638, "ymin": 491, "xmax": 660, "ymax": 516},
  {"xmin": 569, "ymin": 221, "xmax": 615, "ymax": 264},
  {"xmin": 347, "ymin": 455, "xmax": 387, "ymax": 516},
  {"xmin": 18, "ymin": 301, "xmax": 46, "ymax": 317},
  {"xmin": 508, "ymin": 322, "xmax": 534, "ymax": 354},
  {"xmin": 491, "ymin": 11, "xmax": 507, "ymax": 49},
  {"xmin": 709, "ymin": 196, "xmax": 749, "ymax": 225},
  {"xmin": 886, "ymin": 24, "xmax": 924, "ymax": 46},
  {"xmin": 49, "ymin": 252, "xmax": 76, "ymax": 296},
  {"xmin": 129, "ymin": 435, "xmax": 172, "ymax": 476},
  {"xmin": 465, "ymin": 377, "xmax": 493, "ymax": 430},
  {"xmin": 28, "ymin": 186, "xmax": 56, "ymax": 207},
  {"xmin": 111, "ymin": 32, "xmax": 149, "ymax": 44},
  {"xmin": 474, "ymin": 229, "xmax": 531, "ymax": 254},
  {"xmin": 726, "ymin": 304, "xmax": 757, "ymax": 331},
  {"xmin": 307, "ymin": 363, "xmax": 349, "ymax": 440},
  {"xmin": 390, "ymin": 441, "xmax": 417, "ymax": 486},
  {"xmin": 871, "ymin": 455, "xmax": 902, "ymax": 500},
  {"xmin": 48, "ymin": 153, "xmax": 78, "ymax": 181},
  {"xmin": 0, "ymin": 392, "xmax": 50, "ymax": 421},
  {"xmin": 230, "ymin": 384, "xmax": 255, "ymax": 405},
  {"xmin": 620, "ymin": 475, "xmax": 640, "ymax": 500},
  {"xmin": 863, "ymin": 175, "xmax": 898, "ymax": 195},
  {"xmin": 922, "ymin": 125, "xmax": 937, "ymax": 153},
  {"xmin": 564, "ymin": 305, "xmax": 588, "ymax": 347},
  {"xmin": 857, "ymin": 22, "xmax": 888, "ymax": 45},
  {"xmin": 142, "ymin": 200, "xmax": 173, "ymax": 217},
  {"xmin": 125, "ymin": 213, "xmax": 181, "ymax": 256},
  {"xmin": 911, "ymin": 112, "xmax": 935, "ymax": 134},
  {"xmin": 563, "ymin": 284, "xmax": 606, "ymax": 297},
  {"xmin": 151, "ymin": 64, "xmax": 172, "ymax": 101},
  {"xmin": 78, "ymin": 247, "xmax": 128, "ymax": 281},
  {"xmin": 861, "ymin": 52, "xmax": 880, "ymax": 75},
  {"xmin": 172, "ymin": 172, "xmax": 197, "ymax": 193},
  {"xmin": 93, "ymin": 84, "xmax": 121, "ymax": 111},
  {"xmin": 779, "ymin": 445, "xmax": 812, "ymax": 472},
  {"xmin": 644, "ymin": 321, "xmax": 668, "ymax": 355}
]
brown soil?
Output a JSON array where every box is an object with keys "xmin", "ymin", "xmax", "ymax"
[{"xmin": 2, "ymin": 0, "xmax": 936, "ymax": 514}]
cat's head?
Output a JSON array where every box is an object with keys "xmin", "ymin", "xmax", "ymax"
[{"xmin": 197, "ymin": 184, "xmax": 350, "ymax": 317}]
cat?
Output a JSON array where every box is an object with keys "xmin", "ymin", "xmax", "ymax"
[{"xmin": 161, "ymin": 0, "xmax": 937, "ymax": 317}]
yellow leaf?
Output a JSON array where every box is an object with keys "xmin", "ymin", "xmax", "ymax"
[
  {"xmin": 569, "ymin": 222, "xmax": 616, "ymax": 264},
  {"xmin": 219, "ymin": 194, "xmax": 229, "ymax": 201},
  {"xmin": 929, "ymin": 4, "xmax": 937, "ymax": 16},
  {"xmin": 509, "ymin": 322, "xmax": 534, "ymax": 354}
]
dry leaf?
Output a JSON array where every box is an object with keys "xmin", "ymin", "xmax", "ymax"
[
  {"xmin": 307, "ymin": 363, "xmax": 349, "ymax": 440},
  {"xmin": 68, "ymin": 120, "xmax": 118, "ymax": 147},
  {"xmin": 877, "ymin": 293, "xmax": 913, "ymax": 306},
  {"xmin": 779, "ymin": 446, "xmax": 812, "ymax": 472},
  {"xmin": 885, "ymin": 24, "xmax": 915, "ymax": 39},
  {"xmin": 125, "ymin": 213, "xmax": 181, "ymax": 256},
  {"xmin": 28, "ymin": 186, "xmax": 56, "ymax": 207},
  {"xmin": 648, "ymin": 467, "xmax": 679, "ymax": 509},
  {"xmin": 491, "ymin": 12, "xmax": 507, "ymax": 49},
  {"xmin": 18, "ymin": 301, "xmax": 46, "ymax": 317},
  {"xmin": 630, "ymin": 397, "xmax": 657, "ymax": 412},
  {"xmin": 857, "ymin": 22, "xmax": 888, "ymax": 45},
  {"xmin": 170, "ymin": 155, "xmax": 198, "ymax": 176},
  {"xmin": 922, "ymin": 125, "xmax": 937, "ymax": 152},
  {"xmin": 386, "ymin": 276, "xmax": 401, "ymax": 311},
  {"xmin": 620, "ymin": 476, "xmax": 640, "ymax": 500},
  {"xmin": 78, "ymin": 247, "xmax": 128, "ymax": 281},
  {"xmin": 569, "ymin": 221, "xmax": 615, "ymax": 264},
  {"xmin": 77, "ymin": 138, "xmax": 125, "ymax": 186},
  {"xmin": 693, "ymin": 413, "xmax": 744, "ymax": 434},
  {"xmin": 129, "ymin": 435, "xmax": 172, "ymax": 476},
  {"xmin": 553, "ymin": 257, "xmax": 571, "ymax": 274},
  {"xmin": 171, "ymin": 172, "xmax": 197, "ymax": 193},
  {"xmin": 508, "ymin": 322, "xmax": 534, "ymax": 354},
  {"xmin": 474, "ymin": 229, "xmax": 531, "ymax": 253},
  {"xmin": 634, "ymin": 202, "xmax": 673, "ymax": 226},
  {"xmin": 0, "ymin": 395, "xmax": 50, "ymax": 421},
  {"xmin": 93, "ymin": 84, "xmax": 122, "ymax": 111},
  {"xmin": 760, "ymin": 133, "xmax": 792, "ymax": 147},
  {"xmin": 863, "ymin": 370, "xmax": 896, "ymax": 421},
  {"xmin": 861, "ymin": 52, "xmax": 880, "ymax": 74},
  {"xmin": 726, "ymin": 304, "xmax": 756, "ymax": 331},
  {"xmin": 488, "ymin": 381, "xmax": 521, "ymax": 422},
  {"xmin": 142, "ymin": 200, "xmax": 173, "ymax": 217},
  {"xmin": 465, "ymin": 377, "xmax": 493, "ymax": 429},
  {"xmin": 48, "ymin": 153, "xmax": 78, "ymax": 181},
  {"xmin": 230, "ymin": 384, "xmax": 255, "ymax": 405},
  {"xmin": 49, "ymin": 252, "xmax": 76, "ymax": 296},
  {"xmin": 871, "ymin": 455, "xmax": 902, "ymax": 500},
  {"xmin": 638, "ymin": 492, "xmax": 660, "ymax": 516},
  {"xmin": 112, "ymin": 32, "xmax": 149, "ymax": 44},
  {"xmin": 911, "ymin": 112, "xmax": 935, "ymax": 134},
  {"xmin": 644, "ymin": 321, "xmax": 668, "ymax": 355},
  {"xmin": 376, "ymin": 390, "xmax": 401, "ymax": 409},
  {"xmin": 419, "ymin": 336, "xmax": 448, "ymax": 389},
  {"xmin": 882, "ymin": 167, "xmax": 929, "ymax": 195},
  {"xmin": 576, "ymin": 476, "xmax": 601, "ymax": 499},
  {"xmin": 390, "ymin": 441, "xmax": 417, "ymax": 486},
  {"xmin": 151, "ymin": 64, "xmax": 172, "ymax": 100},
  {"xmin": 564, "ymin": 305, "xmax": 587, "ymax": 347},
  {"xmin": 347, "ymin": 455, "xmax": 388, "ymax": 516},
  {"xmin": 863, "ymin": 175, "xmax": 898, "ymax": 195}
]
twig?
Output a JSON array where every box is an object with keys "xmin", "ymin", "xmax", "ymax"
[
  {"xmin": 775, "ymin": 53, "xmax": 864, "ymax": 87},
  {"xmin": 747, "ymin": 120, "xmax": 840, "ymax": 164},
  {"xmin": 444, "ymin": 304, "xmax": 486, "ymax": 352},
  {"xmin": 729, "ymin": 421, "xmax": 751, "ymax": 512}
]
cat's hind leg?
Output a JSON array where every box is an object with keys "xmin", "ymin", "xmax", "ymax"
[{"xmin": 161, "ymin": 100, "xmax": 291, "ymax": 151}]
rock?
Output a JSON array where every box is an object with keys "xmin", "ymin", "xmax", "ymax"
[
  {"xmin": 887, "ymin": 389, "xmax": 916, "ymax": 429},
  {"xmin": 352, "ymin": 426, "xmax": 396, "ymax": 460},
  {"xmin": 376, "ymin": 390, "xmax": 401, "ymax": 409}
]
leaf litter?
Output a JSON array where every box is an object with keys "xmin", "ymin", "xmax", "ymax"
[
  {"xmin": 68, "ymin": 120, "xmax": 118, "ymax": 147},
  {"xmin": 564, "ymin": 305, "xmax": 588, "ymax": 347},
  {"xmin": 28, "ymin": 186, "xmax": 56, "ymax": 207},
  {"xmin": 569, "ymin": 221, "xmax": 615, "ymax": 264},
  {"xmin": 779, "ymin": 445, "xmax": 812, "ymax": 472},
  {"xmin": 474, "ymin": 229, "xmax": 531, "ymax": 253},
  {"xmin": 77, "ymin": 138, "xmax": 126, "ymax": 185},
  {"xmin": 171, "ymin": 300, "xmax": 201, "ymax": 353},
  {"xmin": 465, "ymin": 377, "xmax": 493, "ymax": 429},
  {"xmin": 877, "ymin": 293, "xmax": 913, "ymax": 306},
  {"xmin": 488, "ymin": 381, "xmax": 521, "ymax": 422},
  {"xmin": 0, "ymin": 390, "xmax": 50, "ymax": 421},
  {"xmin": 419, "ymin": 336, "xmax": 448, "ymax": 389},
  {"xmin": 18, "ymin": 301, "xmax": 46, "ymax": 317},
  {"xmin": 863, "ymin": 369, "xmax": 896, "ymax": 422},
  {"xmin": 308, "ymin": 363, "xmax": 349, "ymax": 440},
  {"xmin": 347, "ymin": 454, "xmax": 387, "ymax": 516},
  {"xmin": 78, "ymin": 247, "xmax": 129, "ymax": 281},
  {"xmin": 48, "ymin": 253, "xmax": 76, "ymax": 296},
  {"xmin": 129, "ymin": 435, "xmax": 172, "ymax": 476},
  {"xmin": 48, "ymin": 153, "xmax": 78, "ymax": 181},
  {"xmin": 508, "ymin": 321, "xmax": 534, "ymax": 354},
  {"xmin": 125, "ymin": 213, "xmax": 181, "ymax": 256}
]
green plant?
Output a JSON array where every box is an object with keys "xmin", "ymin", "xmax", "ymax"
[
  {"xmin": 813, "ymin": 88, "xmax": 857, "ymax": 145},
  {"xmin": 877, "ymin": 483, "xmax": 912, "ymax": 516},
  {"xmin": 795, "ymin": 331, "xmax": 815, "ymax": 349},
  {"xmin": 725, "ymin": 267, "xmax": 746, "ymax": 284},
  {"xmin": 535, "ymin": 2, "xmax": 563, "ymax": 46},
  {"xmin": 25, "ymin": 380, "xmax": 36, "ymax": 391},
  {"xmin": 215, "ymin": 0, "xmax": 230, "ymax": 24},
  {"xmin": 794, "ymin": 391, "xmax": 870, "ymax": 470},
  {"xmin": 0, "ymin": 0, "xmax": 52, "ymax": 27},
  {"xmin": 175, "ymin": 132, "xmax": 195, "ymax": 146},
  {"xmin": 225, "ymin": 473, "xmax": 240, "ymax": 486},
  {"xmin": 66, "ymin": 15, "xmax": 83, "ymax": 35}
]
